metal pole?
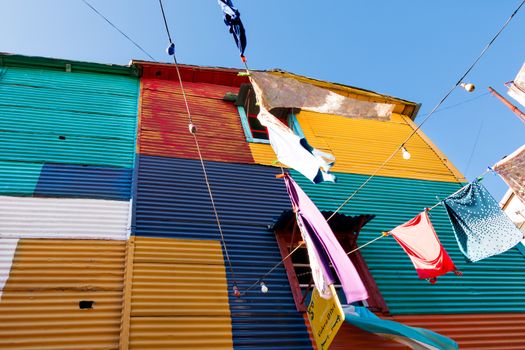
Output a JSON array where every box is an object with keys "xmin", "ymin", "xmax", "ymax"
[{"xmin": 488, "ymin": 86, "xmax": 525, "ymax": 125}]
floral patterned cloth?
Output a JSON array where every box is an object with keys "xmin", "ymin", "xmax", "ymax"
[
  {"xmin": 493, "ymin": 144, "xmax": 525, "ymax": 205},
  {"xmin": 443, "ymin": 181, "xmax": 523, "ymax": 262}
]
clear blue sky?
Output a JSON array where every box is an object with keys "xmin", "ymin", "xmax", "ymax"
[{"xmin": 2, "ymin": 1, "xmax": 524, "ymax": 199}]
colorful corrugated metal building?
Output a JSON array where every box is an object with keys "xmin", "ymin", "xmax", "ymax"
[{"xmin": 1, "ymin": 53, "xmax": 525, "ymax": 349}]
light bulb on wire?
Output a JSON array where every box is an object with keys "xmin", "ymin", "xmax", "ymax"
[
  {"xmin": 260, "ymin": 282, "xmax": 269, "ymax": 293},
  {"xmin": 459, "ymin": 82, "xmax": 475, "ymax": 92},
  {"xmin": 401, "ymin": 147, "xmax": 411, "ymax": 160}
]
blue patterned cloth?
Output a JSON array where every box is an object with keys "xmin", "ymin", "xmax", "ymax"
[{"xmin": 443, "ymin": 181, "xmax": 523, "ymax": 262}]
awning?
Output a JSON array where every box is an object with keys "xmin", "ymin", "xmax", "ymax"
[{"xmin": 343, "ymin": 306, "xmax": 458, "ymax": 350}]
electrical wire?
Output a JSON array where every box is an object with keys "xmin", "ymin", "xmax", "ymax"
[
  {"xmin": 326, "ymin": 0, "xmax": 525, "ymax": 221},
  {"xmin": 417, "ymin": 91, "xmax": 491, "ymax": 118},
  {"xmin": 463, "ymin": 119, "xmax": 485, "ymax": 176},
  {"xmin": 157, "ymin": 0, "xmax": 238, "ymax": 291},
  {"xmin": 80, "ymin": 0, "xmax": 156, "ymax": 61}
]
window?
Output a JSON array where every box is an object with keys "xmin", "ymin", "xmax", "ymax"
[
  {"xmin": 273, "ymin": 211, "xmax": 388, "ymax": 314},
  {"xmin": 234, "ymin": 83, "xmax": 304, "ymax": 143}
]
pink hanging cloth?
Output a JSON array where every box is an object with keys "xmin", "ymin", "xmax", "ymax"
[{"xmin": 389, "ymin": 211, "xmax": 460, "ymax": 284}]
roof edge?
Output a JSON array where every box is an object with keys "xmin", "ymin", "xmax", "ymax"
[{"xmin": 0, "ymin": 53, "xmax": 138, "ymax": 76}]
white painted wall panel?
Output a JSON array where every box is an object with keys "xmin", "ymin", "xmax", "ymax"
[
  {"xmin": 0, "ymin": 238, "xmax": 18, "ymax": 301},
  {"xmin": 0, "ymin": 196, "xmax": 130, "ymax": 240}
]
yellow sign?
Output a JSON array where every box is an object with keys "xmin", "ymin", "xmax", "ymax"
[{"xmin": 307, "ymin": 285, "xmax": 345, "ymax": 350}]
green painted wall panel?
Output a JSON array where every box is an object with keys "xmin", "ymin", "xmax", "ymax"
[
  {"xmin": 0, "ymin": 66, "xmax": 138, "ymax": 169},
  {"xmin": 0, "ymin": 161, "xmax": 42, "ymax": 195},
  {"xmin": 291, "ymin": 170, "xmax": 525, "ymax": 315}
]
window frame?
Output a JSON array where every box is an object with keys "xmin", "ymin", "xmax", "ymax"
[
  {"xmin": 273, "ymin": 215, "xmax": 389, "ymax": 314},
  {"xmin": 237, "ymin": 106, "xmax": 304, "ymax": 143}
]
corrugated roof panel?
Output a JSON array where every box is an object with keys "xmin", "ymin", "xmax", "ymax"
[
  {"xmin": 134, "ymin": 156, "xmax": 312, "ymax": 349},
  {"xmin": 138, "ymin": 78, "xmax": 254, "ymax": 164},
  {"xmin": 291, "ymin": 170, "xmax": 525, "ymax": 315},
  {"xmin": 0, "ymin": 239, "xmax": 125, "ymax": 350},
  {"xmin": 35, "ymin": 164, "xmax": 132, "ymax": 200},
  {"xmin": 128, "ymin": 237, "xmax": 233, "ymax": 350},
  {"xmin": 0, "ymin": 196, "xmax": 130, "ymax": 240},
  {"xmin": 0, "ymin": 161, "xmax": 42, "ymax": 196}
]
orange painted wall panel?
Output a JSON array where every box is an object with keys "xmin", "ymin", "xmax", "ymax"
[{"xmin": 0, "ymin": 239, "xmax": 125, "ymax": 350}]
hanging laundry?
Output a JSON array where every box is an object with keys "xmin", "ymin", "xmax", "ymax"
[
  {"xmin": 258, "ymin": 106, "xmax": 335, "ymax": 183},
  {"xmin": 442, "ymin": 180, "xmax": 523, "ymax": 262},
  {"xmin": 507, "ymin": 61, "xmax": 525, "ymax": 108},
  {"xmin": 343, "ymin": 305, "xmax": 459, "ymax": 350},
  {"xmin": 250, "ymin": 71, "xmax": 394, "ymax": 121},
  {"xmin": 283, "ymin": 174, "xmax": 368, "ymax": 303},
  {"xmin": 389, "ymin": 211, "xmax": 459, "ymax": 283},
  {"xmin": 217, "ymin": 0, "xmax": 246, "ymax": 57},
  {"xmin": 493, "ymin": 144, "xmax": 525, "ymax": 205},
  {"xmin": 298, "ymin": 214, "xmax": 334, "ymax": 299}
]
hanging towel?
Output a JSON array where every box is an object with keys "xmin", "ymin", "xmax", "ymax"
[
  {"xmin": 508, "ymin": 61, "xmax": 525, "ymax": 108},
  {"xmin": 389, "ymin": 211, "xmax": 459, "ymax": 283},
  {"xmin": 343, "ymin": 305, "xmax": 459, "ymax": 350},
  {"xmin": 258, "ymin": 106, "xmax": 336, "ymax": 183},
  {"xmin": 217, "ymin": 0, "xmax": 246, "ymax": 57},
  {"xmin": 250, "ymin": 71, "xmax": 394, "ymax": 121},
  {"xmin": 283, "ymin": 174, "xmax": 368, "ymax": 303},
  {"xmin": 442, "ymin": 181, "xmax": 523, "ymax": 262},
  {"xmin": 493, "ymin": 144, "xmax": 525, "ymax": 205}
]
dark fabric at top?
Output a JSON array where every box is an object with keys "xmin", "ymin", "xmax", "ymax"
[{"xmin": 218, "ymin": 0, "xmax": 247, "ymax": 56}]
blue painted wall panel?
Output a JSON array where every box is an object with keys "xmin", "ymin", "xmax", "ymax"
[
  {"xmin": 135, "ymin": 156, "xmax": 312, "ymax": 350},
  {"xmin": 35, "ymin": 164, "xmax": 132, "ymax": 200}
]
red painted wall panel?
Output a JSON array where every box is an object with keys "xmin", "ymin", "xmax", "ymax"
[
  {"xmin": 305, "ymin": 313, "xmax": 525, "ymax": 349},
  {"xmin": 139, "ymin": 77, "xmax": 255, "ymax": 164}
]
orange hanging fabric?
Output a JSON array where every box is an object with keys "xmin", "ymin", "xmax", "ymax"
[{"xmin": 389, "ymin": 211, "xmax": 460, "ymax": 284}]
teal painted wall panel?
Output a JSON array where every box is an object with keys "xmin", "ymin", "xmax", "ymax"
[
  {"xmin": 0, "ymin": 66, "xmax": 138, "ymax": 169},
  {"xmin": 0, "ymin": 161, "xmax": 42, "ymax": 195},
  {"xmin": 291, "ymin": 170, "xmax": 525, "ymax": 315}
]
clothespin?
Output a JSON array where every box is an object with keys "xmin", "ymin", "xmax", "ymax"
[
  {"xmin": 237, "ymin": 72, "xmax": 251, "ymax": 77},
  {"xmin": 275, "ymin": 173, "xmax": 287, "ymax": 179},
  {"xmin": 381, "ymin": 231, "xmax": 389, "ymax": 237},
  {"xmin": 241, "ymin": 55, "xmax": 247, "ymax": 63}
]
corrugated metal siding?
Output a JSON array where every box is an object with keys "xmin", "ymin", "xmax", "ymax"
[
  {"xmin": 139, "ymin": 78, "xmax": 255, "ymax": 164},
  {"xmin": 0, "ymin": 239, "xmax": 18, "ymax": 301},
  {"xmin": 35, "ymin": 164, "xmax": 132, "ymax": 200},
  {"xmin": 134, "ymin": 156, "xmax": 312, "ymax": 349},
  {"xmin": 0, "ymin": 66, "xmax": 138, "ymax": 168},
  {"xmin": 392, "ymin": 313, "xmax": 525, "ymax": 350},
  {"xmin": 312, "ymin": 313, "xmax": 525, "ymax": 350},
  {"xmin": 291, "ymin": 170, "xmax": 525, "ymax": 315},
  {"xmin": 250, "ymin": 111, "xmax": 461, "ymax": 183},
  {"xmin": 128, "ymin": 236, "xmax": 233, "ymax": 349},
  {"xmin": 0, "ymin": 196, "xmax": 130, "ymax": 240},
  {"xmin": 0, "ymin": 162, "xmax": 42, "ymax": 196},
  {"xmin": 0, "ymin": 238, "xmax": 125, "ymax": 350}
]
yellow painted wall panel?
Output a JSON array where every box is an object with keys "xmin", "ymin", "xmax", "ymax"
[
  {"xmin": 0, "ymin": 239, "xmax": 126, "ymax": 350},
  {"xmin": 128, "ymin": 237, "xmax": 233, "ymax": 350},
  {"xmin": 249, "ymin": 110, "xmax": 464, "ymax": 183}
]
